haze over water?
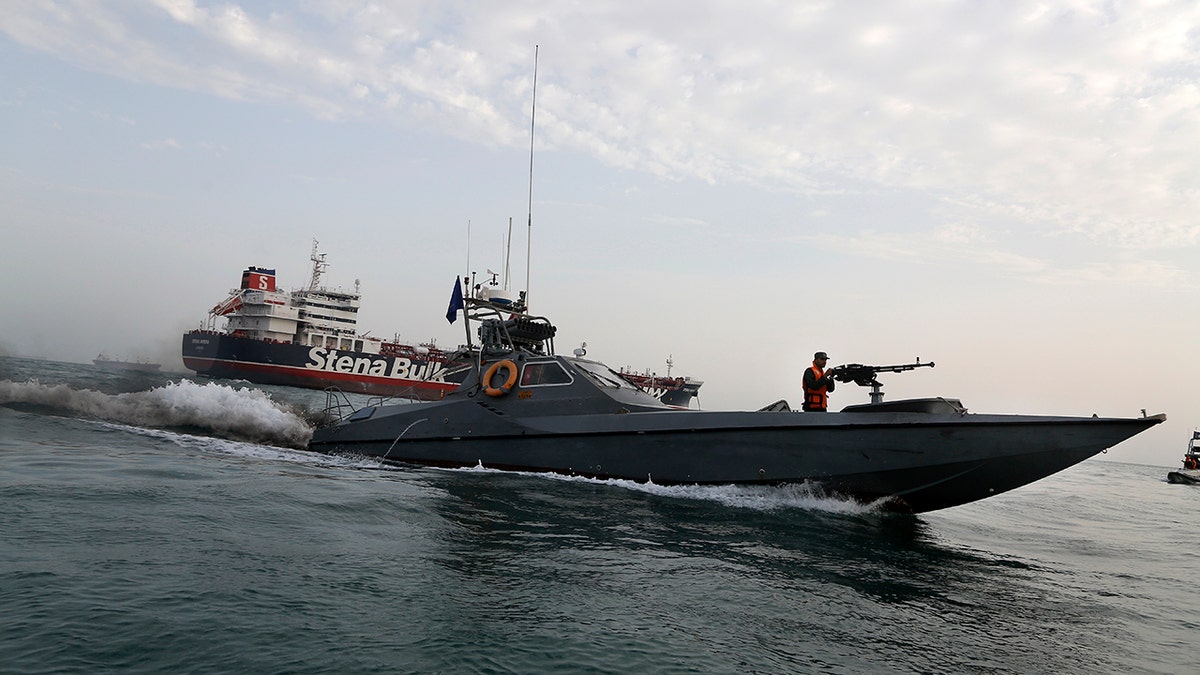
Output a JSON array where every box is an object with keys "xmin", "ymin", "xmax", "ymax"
[{"xmin": 1, "ymin": 356, "xmax": 1197, "ymax": 673}]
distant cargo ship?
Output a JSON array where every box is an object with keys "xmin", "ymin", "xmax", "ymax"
[
  {"xmin": 182, "ymin": 244, "xmax": 702, "ymax": 405},
  {"xmin": 92, "ymin": 354, "xmax": 161, "ymax": 372}
]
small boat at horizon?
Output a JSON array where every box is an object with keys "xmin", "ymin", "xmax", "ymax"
[
  {"xmin": 1167, "ymin": 431, "xmax": 1200, "ymax": 485},
  {"xmin": 92, "ymin": 354, "xmax": 161, "ymax": 373},
  {"xmin": 308, "ymin": 282, "xmax": 1163, "ymax": 514}
]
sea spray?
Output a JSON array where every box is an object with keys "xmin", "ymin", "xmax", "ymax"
[{"xmin": 0, "ymin": 379, "xmax": 313, "ymax": 448}]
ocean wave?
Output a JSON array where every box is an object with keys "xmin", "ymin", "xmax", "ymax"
[{"xmin": 0, "ymin": 379, "xmax": 313, "ymax": 448}]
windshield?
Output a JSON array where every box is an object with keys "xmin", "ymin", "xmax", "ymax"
[{"xmin": 570, "ymin": 359, "xmax": 640, "ymax": 391}]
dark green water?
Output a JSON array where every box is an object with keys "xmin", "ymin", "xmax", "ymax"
[{"xmin": 1, "ymin": 357, "xmax": 1196, "ymax": 673}]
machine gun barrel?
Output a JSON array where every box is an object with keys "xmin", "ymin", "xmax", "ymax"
[{"xmin": 828, "ymin": 360, "xmax": 935, "ymax": 388}]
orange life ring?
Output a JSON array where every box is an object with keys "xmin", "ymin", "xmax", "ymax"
[{"xmin": 484, "ymin": 360, "xmax": 519, "ymax": 397}]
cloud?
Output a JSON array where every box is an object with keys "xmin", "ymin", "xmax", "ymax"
[
  {"xmin": 805, "ymin": 223, "xmax": 1191, "ymax": 289},
  {"xmin": 5, "ymin": 0, "xmax": 1200, "ymax": 248},
  {"xmin": 140, "ymin": 137, "xmax": 181, "ymax": 150}
]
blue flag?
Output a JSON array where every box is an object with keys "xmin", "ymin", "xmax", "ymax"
[{"xmin": 446, "ymin": 276, "xmax": 464, "ymax": 323}]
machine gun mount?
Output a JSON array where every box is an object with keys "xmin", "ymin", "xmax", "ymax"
[{"xmin": 828, "ymin": 359, "xmax": 935, "ymax": 404}]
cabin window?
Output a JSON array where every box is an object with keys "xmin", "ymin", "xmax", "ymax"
[{"xmin": 520, "ymin": 361, "xmax": 573, "ymax": 387}]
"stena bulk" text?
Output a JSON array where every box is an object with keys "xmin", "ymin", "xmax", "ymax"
[{"xmin": 305, "ymin": 347, "xmax": 447, "ymax": 381}]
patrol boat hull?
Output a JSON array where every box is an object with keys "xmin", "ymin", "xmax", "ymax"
[
  {"xmin": 310, "ymin": 397, "xmax": 1161, "ymax": 513},
  {"xmin": 308, "ymin": 292, "xmax": 1163, "ymax": 514}
]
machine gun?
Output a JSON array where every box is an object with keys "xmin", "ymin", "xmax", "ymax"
[{"xmin": 827, "ymin": 359, "xmax": 935, "ymax": 404}]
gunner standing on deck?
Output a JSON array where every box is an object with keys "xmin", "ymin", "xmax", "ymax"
[{"xmin": 802, "ymin": 351, "xmax": 836, "ymax": 412}]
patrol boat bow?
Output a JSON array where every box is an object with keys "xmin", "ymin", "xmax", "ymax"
[{"xmin": 309, "ymin": 290, "xmax": 1164, "ymax": 513}]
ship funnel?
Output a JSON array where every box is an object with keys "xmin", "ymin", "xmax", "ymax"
[{"xmin": 240, "ymin": 267, "xmax": 277, "ymax": 291}]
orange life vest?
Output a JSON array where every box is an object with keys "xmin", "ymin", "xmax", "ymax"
[{"xmin": 804, "ymin": 365, "xmax": 828, "ymax": 411}]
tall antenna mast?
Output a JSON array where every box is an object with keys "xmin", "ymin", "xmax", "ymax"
[
  {"xmin": 525, "ymin": 45, "xmax": 538, "ymax": 309},
  {"xmin": 504, "ymin": 216, "xmax": 513, "ymax": 290}
]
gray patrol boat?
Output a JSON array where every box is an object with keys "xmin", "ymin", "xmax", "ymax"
[{"xmin": 309, "ymin": 289, "xmax": 1164, "ymax": 513}]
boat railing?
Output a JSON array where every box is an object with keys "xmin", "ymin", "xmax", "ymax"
[{"xmin": 316, "ymin": 387, "xmax": 359, "ymax": 428}]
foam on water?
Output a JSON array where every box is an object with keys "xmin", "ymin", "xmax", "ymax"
[
  {"xmin": 90, "ymin": 419, "xmax": 392, "ymax": 471},
  {"xmin": 0, "ymin": 378, "xmax": 313, "ymax": 448},
  {"xmin": 451, "ymin": 462, "xmax": 884, "ymax": 515}
]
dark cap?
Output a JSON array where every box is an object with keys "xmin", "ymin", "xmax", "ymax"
[{"xmin": 814, "ymin": 351, "xmax": 829, "ymax": 360}]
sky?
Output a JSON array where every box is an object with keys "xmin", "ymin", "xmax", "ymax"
[{"xmin": 2, "ymin": 0, "xmax": 1198, "ymax": 467}]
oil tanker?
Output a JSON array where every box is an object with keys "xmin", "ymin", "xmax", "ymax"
[{"xmin": 182, "ymin": 244, "xmax": 702, "ymax": 405}]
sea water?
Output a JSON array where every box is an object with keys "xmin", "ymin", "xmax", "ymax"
[{"xmin": 1, "ymin": 355, "xmax": 1197, "ymax": 673}]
